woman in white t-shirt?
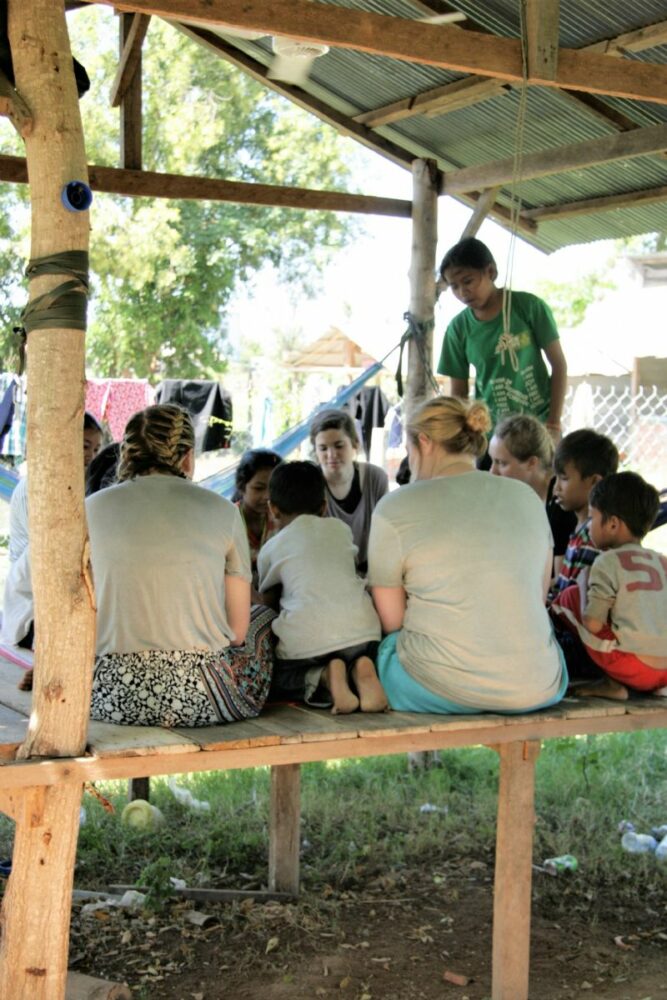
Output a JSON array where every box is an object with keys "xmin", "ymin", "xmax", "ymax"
[
  {"xmin": 87, "ymin": 404, "xmax": 275, "ymax": 728},
  {"xmin": 367, "ymin": 396, "xmax": 567, "ymax": 714}
]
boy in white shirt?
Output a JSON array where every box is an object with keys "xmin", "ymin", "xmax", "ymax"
[{"xmin": 257, "ymin": 461, "xmax": 386, "ymax": 715}]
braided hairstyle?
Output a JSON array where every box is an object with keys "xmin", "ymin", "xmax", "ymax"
[{"xmin": 117, "ymin": 404, "xmax": 195, "ymax": 482}]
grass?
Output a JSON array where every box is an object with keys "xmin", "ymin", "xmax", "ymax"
[{"xmin": 1, "ymin": 730, "xmax": 664, "ymax": 917}]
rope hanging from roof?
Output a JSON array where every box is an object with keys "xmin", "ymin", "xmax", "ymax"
[{"xmin": 501, "ymin": 0, "xmax": 530, "ymax": 359}]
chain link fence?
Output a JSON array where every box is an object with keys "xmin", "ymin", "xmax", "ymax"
[{"xmin": 562, "ymin": 384, "xmax": 667, "ymax": 486}]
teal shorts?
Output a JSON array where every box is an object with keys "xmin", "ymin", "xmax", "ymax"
[{"xmin": 376, "ymin": 632, "xmax": 568, "ymax": 715}]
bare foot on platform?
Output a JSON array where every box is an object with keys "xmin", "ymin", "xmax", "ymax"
[
  {"xmin": 653, "ymin": 686, "xmax": 667, "ymax": 698},
  {"xmin": 352, "ymin": 656, "xmax": 389, "ymax": 713},
  {"xmin": 323, "ymin": 658, "xmax": 359, "ymax": 715},
  {"xmin": 18, "ymin": 668, "xmax": 33, "ymax": 692},
  {"xmin": 578, "ymin": 677, "xmax": 629, "ymax": 701}
]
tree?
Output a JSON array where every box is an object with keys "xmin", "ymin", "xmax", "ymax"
[
  {"xmin": 536, "ymin": 264, "xmax": 615, "ymax": 330},
  {"xmin": 0, "ymin": 7, "xmax": 359, "ymax": 378}
]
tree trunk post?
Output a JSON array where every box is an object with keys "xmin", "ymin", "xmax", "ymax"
[
  {"xmin": 10, "ymin": 0, "xmax": 95, "ymax": 760},
  {"xmin": 0, "ymin": 784, "xmax": 84, "ymax": 999},
  {"xmin": 0, "ymin": 3, "xmax": 94, "ymax": 996},
  {"xmin": 405, "ymin": 158, "xmax": 438, "ymax": 418}
]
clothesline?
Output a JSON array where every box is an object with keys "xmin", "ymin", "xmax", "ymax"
[{"xmin": 0, "ymin": 361, "xmax": 387, "ymax": 503}]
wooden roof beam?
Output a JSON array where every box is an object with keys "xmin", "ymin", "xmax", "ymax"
[
  {"xmin": 526, "ymin": 0, "xmax": 559, "ymax": 82},
  {"xmin": 88, "ymin": 0, "xmax": 667, "ymax": 104},
  {"xmin": 443, "ymin": 123, "xmax": 667, "ymax": 195},
  {"xmin": 173, "ymin": 23, "xmax": 418, "ymax": 173},
  {"xmin": 0, "ymin": 153, "xmax": 412, "ymax": 217},
  {"xmin": 353, "ymin": 76, "xmax": 509, "ymax": 128},
  {"xmin": 522, "ymin": 184, "xmax": 667, "ymax": 222},
  {"xmin": 110, "ymin": 12, "xmax": 150, "ymax": 106},
  {"xmin": 585, "ymin": 19, "xmax": 667, "ymax": 56}
]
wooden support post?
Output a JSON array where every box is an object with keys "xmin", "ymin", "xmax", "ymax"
[
  {"xmin": 0, "ymin": 784, "xmax": 84, "ymax": 999},
  {"xmin": 9, "ymin": 0, "xmax": 95, "ymax": 761},
  {"xmin": 0, "ymin": 2, "xmax": 94, "ymax": 996},
  {"xmin": 405, "ymin": 158, "xmax": 438, "ymax": 415},
  {"xmin": 491, "ymin": 740, "xmax": 541, "ymax": 1000},
  {"xmin": 128, "ymin": 777, "xmax": 150, "ymax": 801},
  {"xmin": 268, "ymin": 763, "xmax": 300, "ymax": 895},
  {"xmin": 119, "ymin": 13, "xmax": 144, "ymax": 170}
]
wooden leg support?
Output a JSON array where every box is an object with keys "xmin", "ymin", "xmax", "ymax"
[
  {"xmin": 491, "ymin": 740, "xmax": 541, "ymax": 1000},
  {"xmin": 268, "ymin": 763, "xmax": 300, "ymax": 895},
  {"xmin": 128, "ymin": 777, "xmax": 150, "ymax": 802},
  {"xmin": 0, "ymin": 783, "xmax": 83, "ymax": 1000}
]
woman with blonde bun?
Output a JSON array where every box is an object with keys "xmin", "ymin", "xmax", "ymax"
[
  {"xmin": 489, "ymin": 413, "xmax": 576, "ymax": 578},
  {"xmin": 367, "ymin": 396, "xmax": 566, "ymax": 714},
  {"xmin": 86, "ymin": 404, "xmax": 275, "ymax": 728}
]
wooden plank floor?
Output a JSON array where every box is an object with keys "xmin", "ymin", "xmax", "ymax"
[{"xmin": 0, "ymin": 653, "xmax": 666, "ymax": 788}]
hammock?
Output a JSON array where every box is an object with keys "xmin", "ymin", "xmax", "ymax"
[
  {"xmin": 201, "ymin": 362, "xmax": 383, "ymax": 497},
  {"xmin": 0, "ymin": 362, "xmax": 383, "ymax": 503}
]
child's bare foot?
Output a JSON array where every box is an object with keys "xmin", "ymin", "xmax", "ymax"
[
  {"xmin": 578, "ymin": 677, "xmax": 629, "ymax": 701},
  {"xmin": 323, "ymin": 658, "xmax": 359, "ymax": 715},
  {"xmin": 18, "ymin": 668, "xmax": 33, "ymax": 692},
  {"xmin": 351, "ymin": 656, "xmax": 388, "ymax": 713},
  {"xmin": 653, "ymin": 686, "xmax": 667, "ymax": 698}
]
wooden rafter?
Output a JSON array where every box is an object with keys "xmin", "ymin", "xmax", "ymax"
[
  {"xmin": 86, "ymin": 0, "xmax": 667, "ymax": 104},
  {"xmin": 174, "ymin": 23, "xmax": 417, "ymax": 172},
  {"xmin": 353, "ymin": 76, "xmax": 509, "ymax": 128},
  {"xmin": 110, "ymin": 12, "xmax": 150, "ymax": 106},
  {"xmin": 443, "ymin": 123, "xmax": 667, "ymax": 195},
  {"xmin": 0, "ymin": 154, "xmax": 412, "ymax": 217},
  {"xmin": 526, "ymin": 0, "xmax": 559, "ymax": 82},
  {"xmin": 585, "ymin": 18, "xmax": 667, "ymax": 56},
  {"xmin": 522, "ymin": 184, "xmax": 667, "ymax": 222}
]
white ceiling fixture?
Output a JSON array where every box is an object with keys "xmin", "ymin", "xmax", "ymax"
[{"xmin": 220, "ymin": 6, "xmax": 467, "ymax": 87}]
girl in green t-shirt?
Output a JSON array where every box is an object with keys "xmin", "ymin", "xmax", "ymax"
[{"xmin": 437, "ymin": 237, "xmax": 567, "ymax": 444}]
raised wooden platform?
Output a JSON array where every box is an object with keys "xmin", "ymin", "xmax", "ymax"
[
  {"xmin": 0, "ymin": 656, "xmax": 665, "ymax": 784},
  {"xmin": 1, "ymin": 653, "xmax": 666, "ymax": 1000}
]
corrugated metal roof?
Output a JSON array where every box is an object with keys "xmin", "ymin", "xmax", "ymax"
[{"xmin": 180, "ymin": 0, "xmax": 667, "ymax": 252}]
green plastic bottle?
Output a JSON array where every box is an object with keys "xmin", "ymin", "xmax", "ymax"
[{"xmin": 543, "ymin": 854, "xmax": 578, "ymax": 875}]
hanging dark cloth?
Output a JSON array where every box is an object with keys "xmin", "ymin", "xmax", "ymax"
[
  {"xmin": 154, "ymin": 380, "xmax": 233, "ymax": 455},
  {"xmin": 343, "ymin": 386, "xmax": 390, "ymax": 459}
]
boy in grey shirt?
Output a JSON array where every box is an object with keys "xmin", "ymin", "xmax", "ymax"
[{"xmin": 257, "ymin": 462, "xmax": 386, "ymax": 714}]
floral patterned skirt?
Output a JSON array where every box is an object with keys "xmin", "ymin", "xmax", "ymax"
[{"xmin": 90, "ymin": 606, "xmax": 276, "ymax": 728}]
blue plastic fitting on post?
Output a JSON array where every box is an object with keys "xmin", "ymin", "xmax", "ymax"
[{"xmin": 61, "ymin": 181, "xmax": 93, "ymax": 213}]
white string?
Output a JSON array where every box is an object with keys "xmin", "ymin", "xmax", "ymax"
[{"xmin": 502, "ymin": 0, "xmax": 530, "ymax": 346}]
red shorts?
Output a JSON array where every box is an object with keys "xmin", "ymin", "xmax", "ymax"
[{"xmin": 552, "ymin": 586, "xmax": 667, "ymax": 692}]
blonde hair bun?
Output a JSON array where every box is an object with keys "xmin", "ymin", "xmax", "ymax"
[{"xmin": 466, "ymin": 403, "xmax": 492, "ymax": 435}]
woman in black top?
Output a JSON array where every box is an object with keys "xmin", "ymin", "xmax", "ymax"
[{"xmin": 489, "ymin": 414, "xmax": 576, "ymax": 581}]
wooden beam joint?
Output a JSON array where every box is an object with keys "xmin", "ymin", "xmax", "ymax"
[{"xmin": 0, "ymin": 70, "xmax": 33, "ymax": 138}]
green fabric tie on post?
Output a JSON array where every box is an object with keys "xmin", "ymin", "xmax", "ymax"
[{"xmin": 22, "ymin": 250, "xmax": 89, "ymax": 333}]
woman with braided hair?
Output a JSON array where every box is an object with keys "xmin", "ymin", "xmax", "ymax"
[
  {"xmin": 367, "ymin": 396, "xmax": 567, "ymax": 714},
  {"xmin": 86, "ymin": 404, "xmax": 275, "ymax": 727}
]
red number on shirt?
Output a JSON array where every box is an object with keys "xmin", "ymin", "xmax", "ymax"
[{"xmin": 617, "ymin": 550, "xmax": 666, "ymax": 592}]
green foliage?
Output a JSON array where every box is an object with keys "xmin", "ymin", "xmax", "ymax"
[
  {"xmin": 537, "ymin": 265, "xmax": 615, "ymax": 330},
  {"xmin": 137, "ymin": 856, "xmax": 177, "ymax": 912},
  {"xmin": 0, "ymin": 9, "xmax": 357, "ymax": 378}
]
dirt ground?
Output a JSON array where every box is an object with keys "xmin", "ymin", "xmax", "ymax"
[{"xmin": 72, "ymin": 860, "xmax": 667, "ymax": 999}]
